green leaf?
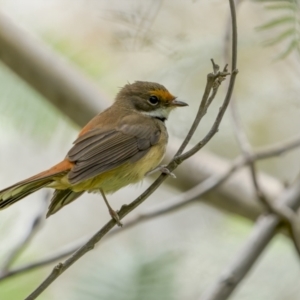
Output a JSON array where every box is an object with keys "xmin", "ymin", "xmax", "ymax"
[
  {"xmin": 255, "ymin": 0, "xmax": 300, "ymax": 58},
  {"xmin": 257, "ymin": 16, "xmax": 294, "ymax": 31}
]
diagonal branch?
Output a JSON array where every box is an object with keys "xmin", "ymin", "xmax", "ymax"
[
  {"xmin": 200, "ymin": 177, "xmax": 300, "ymax": 300},
  {"xmin": 0, "ymin": 11, "xmax": 109, "ymax": 126}
]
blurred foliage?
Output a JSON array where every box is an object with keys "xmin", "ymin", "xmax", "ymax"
[
  {"xmin": 102, "ymin": 2, "xmax": 185, "ymax": 58},
  {"xmin": 43, "ymin": 34, "xmax": 111, "ymax": 79},
  {"xmin": 255, "ymin": 0, "xmax": 300, "ymax": 58},
  {"xmin": 0, "ymin": 270, "xmax": 51, "ymax": 300},
  {"xmin": 0, "ymin": 63, "xmax": 71, "ymax": 143},
  {"xmin": 0, "ymin": 217, "xmax": 50, "ymax": 300},
  {"xmin": 72, "ymin": 251, "xmax": 180, "ymax": 300}
]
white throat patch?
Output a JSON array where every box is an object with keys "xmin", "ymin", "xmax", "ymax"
[{"xmin": 141, "ymin": 107, "xmax": 172, "ymax": 120}]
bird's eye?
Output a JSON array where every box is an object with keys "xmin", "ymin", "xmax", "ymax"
[{"xmin": 148, "ymin": 95, "xmax": 159, "ymax": 105}]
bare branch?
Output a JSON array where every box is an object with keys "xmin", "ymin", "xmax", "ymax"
[
  {"xmin": 176, "ymin": 0, "xmax": 237, "ymax": 165},
  {"xmin": 0, "ymin": 11, "xmax": 109, "ymax": 126},
  {"xmin": 254, "ymin": 135, "xmax": 300, "ymax": 159},
  {"xmin": 176, "ymin": 60, "xmax": 230, "ymax": 156},
  {"xmin": 200, "ymin": 178, "xmax": 300, "ymax": 300}
]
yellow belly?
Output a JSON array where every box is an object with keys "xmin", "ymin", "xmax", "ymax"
[{"xmin": 51, "ymin": 142, "xmax": 166, "ymax": 194}]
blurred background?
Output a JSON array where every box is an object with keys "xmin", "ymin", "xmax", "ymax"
[{"xmin": 0, "ymin": 0, "xmax": 299, "ymax": 299}]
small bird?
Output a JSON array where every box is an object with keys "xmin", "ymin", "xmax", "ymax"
[{"xmin": 0, "ymin": 81, "xmax": 187, "ymax": 225}]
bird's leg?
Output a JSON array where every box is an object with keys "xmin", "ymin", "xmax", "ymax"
[
  {"xmin": 146, "ymin": 165, "xmax": 176, "ymax": 178},
  {"xmin": 99, "ymin": 189, "xmax": 122, "ymax": 227}
]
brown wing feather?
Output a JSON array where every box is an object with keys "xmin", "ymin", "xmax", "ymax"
[{"xmin": 67, "ymin": 115, "xmax": 161, "ymax": 185}]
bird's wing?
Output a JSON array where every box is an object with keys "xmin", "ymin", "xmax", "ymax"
[{"xmin": 67, "ymin": 115, "xmax": 161, "ymax": 184}]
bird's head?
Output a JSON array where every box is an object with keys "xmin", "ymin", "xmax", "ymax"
[{"xmin": 115, "ymin": 81, "xmax": 188, "ymax": 121}]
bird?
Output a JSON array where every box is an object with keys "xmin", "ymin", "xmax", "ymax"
[{"xmin": 0, "ymin": 81, "xmax": 188, "ymax": 225}]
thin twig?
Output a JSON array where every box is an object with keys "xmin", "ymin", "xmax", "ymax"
[
  {"xmin": 223, "ymin": 0, "xmax": 244, "ymax": 66},
  {"xmin": 254, "ymin": 135, "xmax": 300, "ymax": 160},
  {"xmin": 175, "ymin": 60, "xmax": 230, "ymax": 156},
  {"xmin": 177, "ymin": 0, "xmax": 238, "ymax": 163}
]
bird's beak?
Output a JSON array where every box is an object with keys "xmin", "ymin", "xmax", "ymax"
[{"xmin": 171, "ymin": 99, "xmax": 188, "ymax": 107}]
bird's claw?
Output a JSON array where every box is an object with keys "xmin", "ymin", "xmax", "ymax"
[
  {"xmin": 159, "ymin": 166, "xmax": 176, "ymax": 178},
  {"xmin": 146, "ymin": 165, "xmax": 176, "ymax": 178},
  {"xmin": 109, "ymin": 208, "xmax": 123, "ymax": 227}
]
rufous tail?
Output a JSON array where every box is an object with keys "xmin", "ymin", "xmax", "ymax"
[{"xmin": 0, "ymin": 160, "xmax": 72, "ymax": 210}]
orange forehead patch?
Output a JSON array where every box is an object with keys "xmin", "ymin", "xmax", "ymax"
[{"xmin": 149, "ymin": 89, "xmax": 176, "ymax": 102}]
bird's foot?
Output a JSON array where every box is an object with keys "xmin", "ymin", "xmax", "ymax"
[
  {"xmin": 100, "ymin": 188, "xmax": 123, "ymax": 227},
  {"xmin": 146, "ymin": 165, "xmax": 176, "ymax": 178},
  {"xmin": 108, "ymin": 208, "xmax": 123, "ymax": 227}
]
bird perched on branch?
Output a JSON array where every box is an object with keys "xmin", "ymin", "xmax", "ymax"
[{"xmin": 0, "ymin": 81, "xmax": 188, "ymax": 225}]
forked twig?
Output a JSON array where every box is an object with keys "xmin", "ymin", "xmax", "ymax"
[{"xmin": 175, "ymin": 59, "xmax": 230, "ymax": 156}]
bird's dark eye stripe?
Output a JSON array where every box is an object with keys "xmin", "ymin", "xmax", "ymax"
[{"xmin": 148, "ymin": 95, "xmax": 159, "ymax": 105}]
